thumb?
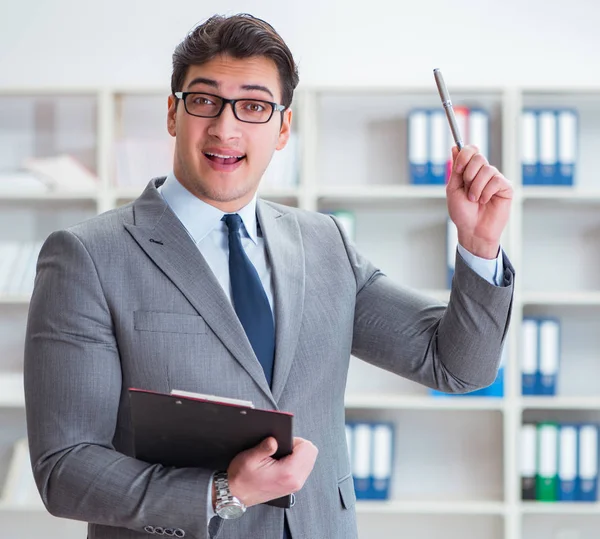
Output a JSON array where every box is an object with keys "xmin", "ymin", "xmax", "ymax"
[{"xmin": 258, "ymin": 436, "xmax": 278, "ymax": 457}]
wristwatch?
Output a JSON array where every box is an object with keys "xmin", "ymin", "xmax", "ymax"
[{"xmin": 214, "ymin": 471, "xmax": 246, "ymax": 520}]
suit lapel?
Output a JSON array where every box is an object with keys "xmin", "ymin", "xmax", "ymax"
[
  {"xmin": 258, "ymin": 200, "xmax": 306, "ymax": 403},
  {"xmin": 124, "ymin": 181, "xmax": 274, "ymax": 404}
]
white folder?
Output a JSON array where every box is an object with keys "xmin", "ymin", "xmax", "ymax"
[
  {"xmin": 538, "ymin": 110, "xmax": 557, "ymax": 184},
  {"xmin": 371, "ymin": 423, "xmax": 393, "ymax": 497},
  {"xmin": 429, "ymin": 110, "xmax": 448, "ymax": 183},
  {"xmin": 352, "ymin": 423, "xmax": 372, "ymax": 497},
  {"xmin": 521, "ymin": 318, "xmax": 539, "ymax": 394},
  {"xmin": 579, "ymin": 424, "xmax": 599, "ymax": 501},
  {"xmin": 408, "ymin": 110, "xmax": 428, "ymax": 183},
  {"xmin": 520, "ymin": 423, "xmax": 537, "ymax": 498},
  {"xmin": 538, "ymin": 319, "xmax": 560, "ymax": 395},
  {"xmin": 558, "ymin": 425, "xmax": 578, "ymax": 499},
  {"xmin": 469, "ymin": 109, "xmax": 489, "ymax": 157},
  {"xmin": 521, "ymin": 110, "xmax": 538, "ymax": 185},
  {"xmin": 557, "ymin": 109, "xmax": 577, "ymax": 185}
]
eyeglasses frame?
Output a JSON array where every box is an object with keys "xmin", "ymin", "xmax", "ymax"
[{"xmin": 174, "ymin": 91, "xmax": 286, "ymax": 124}]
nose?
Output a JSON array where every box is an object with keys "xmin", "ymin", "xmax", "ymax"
[{"xmin": 207, "ymin": 102, "xmax": 242, "ymax": 141}]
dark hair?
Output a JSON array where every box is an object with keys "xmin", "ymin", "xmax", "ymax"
[{"xmin": 171, "ymin": 13, "xmax": 299, "ymax": 108}]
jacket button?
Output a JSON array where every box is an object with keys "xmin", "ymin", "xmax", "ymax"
[
  {"xmin": 164, "ymin": 529, "xmax": 175, "ymax": 536},
  {"xmin": 174, "ymin": 529, "xmax": 185, "ymax": 538},
  {"xmin": 155, "ymin": 527, "xmax": 165, "ymax": 535},
  {"xmin": 144, "ymin": 525, "xmax": 155, "ymax": 534}
]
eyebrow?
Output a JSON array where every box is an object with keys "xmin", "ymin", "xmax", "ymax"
[{"xmin": 186, "ymin": 77, "xmax": 275, "ymax": 100}]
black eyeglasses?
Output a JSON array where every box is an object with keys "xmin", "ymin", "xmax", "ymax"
[{"xmin": 174, "ymin": 91, "xmax": 286, "ymax": 124}]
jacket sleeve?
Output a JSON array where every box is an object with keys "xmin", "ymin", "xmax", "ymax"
[
  {"xmin": 330, "ymin": 216, "xmax": 515, "ymax": 393},
  {"xmin": 24, "ymin": 229, "xmax": 215, "ymax": 539}
]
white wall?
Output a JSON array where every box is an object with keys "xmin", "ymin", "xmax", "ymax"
[{"xmin": 0, "ymin": 0, "xmax": 599, "ymax": 90}]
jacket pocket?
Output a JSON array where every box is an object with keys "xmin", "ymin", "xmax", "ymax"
[
  {"xmin": 134, "ymin": 311, "xmax": 207, "ymax": 334},
  {"xmin": 338, "ymin": 472, "xmax": 356, "ymax": 510}
]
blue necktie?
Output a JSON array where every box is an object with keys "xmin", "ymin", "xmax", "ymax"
[
  {"xmin": 223, "ymin": 215, "xmax": 290, "ymax": 539},
  {"xmin": 223, "ymin": 214, "xmax": 275, "ymax": 387}
]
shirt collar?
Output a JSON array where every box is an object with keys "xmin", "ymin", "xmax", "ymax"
[{"xmin": 158, "ymin": 172, "xmax": 259, "ymax": 244}]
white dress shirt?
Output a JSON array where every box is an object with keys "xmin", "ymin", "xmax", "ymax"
[{"xmin": 158, "ymin": 172, "xmax": 275, "ymax": 316}]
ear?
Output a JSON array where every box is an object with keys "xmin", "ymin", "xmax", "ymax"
[
  {"xmin": 275, "ymin": 108, "xmax": 293, "ymax": 151},
  {"xmin": 167, "ymin": 94, "xmax": 177, "ymax": 137}
]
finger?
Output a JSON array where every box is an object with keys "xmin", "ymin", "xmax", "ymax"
[
  {"xmin": 467, "ymin": 164, "xmax": 498, "ymax": 203},
  {"xmin": 447, "ymin": 145, "xmax": 478, "ymax": 191},
  {"xmin": 462, "ymin": 153, "xmax": 489, "ymax": 194},
  {"xmin": 453, "ymin": 144, "xmax": 480, "ymax": 174},
  {"xmin": 479, "ymin": 174, "xmax": 513, "ymax": 205},
  {"xmin": 292, "ymin": 437, "xmax": 306, "ymax": 449},
  {"xmin": 287, "ymin": 439, "xmax": 318, "ymax": 465}
]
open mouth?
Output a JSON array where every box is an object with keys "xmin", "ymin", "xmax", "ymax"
[{"xmin": 203, "ymin": 152, "xmax": 246, "ymax": 165}]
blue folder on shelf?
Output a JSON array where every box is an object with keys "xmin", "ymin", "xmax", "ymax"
[
  {"xmin": 408, "ymin": 109, "xmax": 429, "ymax": 185},
  {"xmin": 351, "ymin": 422, "xmax": 373, "ymax": 499},
  {"xmin": 522, "ymin": 109, "xmax": 538, "ymax": 185},
  {"xmin": 537, "ymin": 318, "xmax": 560, "ymax": 396},
  {"xmin": 428, "ymin": 110, "xmax": 447, "ymax": 185},
  {"xmin": 521, "ymin": 318, "xmax": 539, "ymax": 396},
  {"xmin": 370, "ymin": 422, "xmax": 394, "ymax": 500},
  {"xmin": 578, "ymin": 424, "xmax": 598, "ymax": 502},
  {"xmin": 538, "ymin": 110, "xmax": 558, "ymax": 185},
  {"xmin": 558, "ymin": 424, "xmax": 579, "ymax": 502}
]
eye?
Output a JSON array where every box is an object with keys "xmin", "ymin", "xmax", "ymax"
[
  {"xmin": 244, "ymin": 102, "xmax": 266, "ymax": 113},
  {"xmin": 192, "ymin": 96, "xmax": 214, "ymax": 106}
]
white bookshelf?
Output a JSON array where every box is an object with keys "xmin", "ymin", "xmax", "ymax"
[
  {"xmin": 0, "ymin": 297, "xmax": 30, "ymax": 306},
  {"xmin": 1, "ymin": 86, "xmax": 600, "ymax": 539},
  {"xmin": 522, "ymin": 291, "xmax": 600, "ymax": 306},
  {"xmin": 345, "ymin": 393, "xmax": 504, "ymax": 411},
  {"xmin": 520, "ymin": 397, "xmax": 600, "ymax": 411},
  {"xmin": 521, "ymin": 502, "xmax": 600, "ymax": 515},
  {"xmin": 356, "ymin": 500, "xmax": 507, "ymax": 515}
]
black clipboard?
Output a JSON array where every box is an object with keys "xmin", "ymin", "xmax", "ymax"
[{"xmin": 128, "ymin": 388, "xmax": 294, "ymax": 508}]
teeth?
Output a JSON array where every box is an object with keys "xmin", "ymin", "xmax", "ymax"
[{"xmin": 205, "ymin": 152, "xmax": 244, "ymax": 159}]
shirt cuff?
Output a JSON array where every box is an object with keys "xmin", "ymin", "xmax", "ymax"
[
  {"xmin": 457, "ymin": 243, "xmax": 504, "ymax": 286},
  {"xmin": 207, "ymin": 472, "xmax": 216, "ymax": 526}
]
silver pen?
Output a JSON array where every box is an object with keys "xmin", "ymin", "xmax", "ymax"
[{"xmin": 433, "ymin": 68, "xmax": 464, "ymax": 151}]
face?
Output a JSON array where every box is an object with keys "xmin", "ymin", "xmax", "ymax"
[{"xmin": 167, "ymin": 54, "xmax": 293, "ymax": 212}]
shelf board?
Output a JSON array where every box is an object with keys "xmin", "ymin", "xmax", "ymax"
[
  {"xmin": 345, "ymin": 394, "xmax": 504, "ymax": 411},
  {"xmin": 356, "ymin": 500, "xmax": 505, "ymax": 515},
  {"xmin": 111, "ymin": 187, "xmax": 301, "ymax": 203},
  {"xmin": 521, "ymin": 187, "xmax": 600, "ymax": 202},
  {"xmin": 0, "ymin": 501, "xmax": 45, "ymax": 513},
  {"xmin": 0, "ymin": 296, "xmax": 30, "ymax": 305},
  {"xmin": 521, "ymin": 501, "xmax": 600, "ymax": 514},
  {"xmin": 318, "ymin": 185, "xmax": 447, "ymax": 201},
  {"xmin": 521, "ymin": 291, "xmax": 600, "ymax": 306},
  {"xmin": 520, "ymin": 396, "xmax": 600, "ymax": 410},
  {"xmin": 0, "ymin": 190, "xmax": 98, "ymax": 202},
  {"xmin": 310, "ymin": 83, "xmax": 505, "ymax": 94}
]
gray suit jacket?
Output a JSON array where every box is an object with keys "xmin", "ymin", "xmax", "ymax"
[{"xmin": 24, "ymin": 177, "xmax": 514, "ymax": 539}]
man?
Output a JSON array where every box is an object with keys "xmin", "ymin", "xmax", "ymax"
[{"xmin": 24, "ymin": 12, "xmax": 514, "ymax": 539}]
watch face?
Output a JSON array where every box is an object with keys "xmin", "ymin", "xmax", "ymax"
[{"xmin": 218, "ymin": 502, "xmax": 245, "ymax": 520}]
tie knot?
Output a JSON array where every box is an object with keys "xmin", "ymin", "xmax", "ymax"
[{"xmin": 223, "ymin": 213, "xmax": 243, "ymax": 234}]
